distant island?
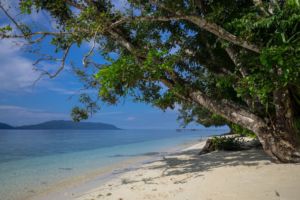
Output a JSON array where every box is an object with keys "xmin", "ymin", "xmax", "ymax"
[
  {"xmin": 0, "ymin": 120, "xmax": 120, "ymax": 130},
  {"xmin": 0, "ymin": 122, "xmax": 14, "ymax": 129}
]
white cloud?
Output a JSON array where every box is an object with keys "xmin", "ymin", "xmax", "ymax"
[
  {"xmin": 95, "ymin": 111, "xmax": 124, "ymax": 116},
  {"xmin": 0, "ymin": 1, "xmax": 61, "ymax": 93},
  {"xmin": 0, "ymin": 39, "xmax": 41, "ymax": 91},
  {"xmin": 0, "ymin": 38, "xmax": 90, "ymax": 95},
  {"xmin": 48, "ymin": 87, "xmax": 79, "ymax": 95},
  {"xmin": 0, "ymin": 105, "xmax": 28, "ymax": 110}
]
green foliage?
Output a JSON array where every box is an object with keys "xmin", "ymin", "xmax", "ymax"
[
  {"xmin": 94, "ymin": 49, "xmax": 179, "ymax": 107},
  {"xmin": 3, "ymin": 0, "xmax": 300, "ymax": 137},
  {"xmin": 230, "ymin": 123, "xmax": 256, "ymax": 138},
  {"xmin": 178, "ymin": 103, "xmax": 227, "ymax": 127},
  {"xmin": 70, "ymin": 94, "xmax": 99, "ymax": 122},
  {"xmin": 71, "ymin": 107, "xmax": 88, "ymax": 122},
  {"xmin": 19, "ymin": 0, "xmax": 33, "ymax": 14},
  {"xmin": 95, "ymin": 55, "xmax": 138, "ymax": 103},
  {"xmin": 227, "ymin": 2, "xmax": 300, "ymax": 107},
  {"xmin": 211, "ymin": 136, "xmax": 244, "ymax": 151},
  {"xmin": 0, "ymin": 25, "xmax": 12, "ymax": 37}
]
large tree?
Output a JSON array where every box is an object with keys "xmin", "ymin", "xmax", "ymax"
[{"xmin": 1, "ymin": 0, "xmax": 300, "ymax": 162}]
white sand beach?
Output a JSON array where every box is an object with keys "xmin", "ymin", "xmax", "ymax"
[{"xmin": 74, "ymin": 140, "xmax": 300, "ymax": 200}]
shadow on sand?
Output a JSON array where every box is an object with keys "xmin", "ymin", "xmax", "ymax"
[
  {"xmin": 120, "ymin": 148, "xmax": 273, "ymax": 185},
  {"xmin": 153, "ymin": 148, "xmax": 273, "ymax": 177}
]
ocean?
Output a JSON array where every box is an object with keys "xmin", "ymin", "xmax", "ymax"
[{"xmin": 0, "ymin": 128, "xmax": 227, "ymax": 200}]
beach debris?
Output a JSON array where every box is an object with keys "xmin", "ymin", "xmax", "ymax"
[
  {"xmin": 199, "ymin": 138, "xmax": 215, "ymax": 155},
  {"xmin": 121, "ymin": 178, "xmax": 132, "ymax": 184},
  {"xmin": 41, "ymin": 181, "xmax": 47, "ymax": 185},
  {"xmin": 199, "ymin": 136, "xmax": 262, "ymax": 155},
  {"xmin": 106, "ymin": 192, "xmax": 112, "ymax": 196}
]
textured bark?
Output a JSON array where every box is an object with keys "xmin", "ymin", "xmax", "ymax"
[
  {"xmin": 112, "ymin": 15, "xmax": 260, "ymax": 53},
  {"xmin": 225, "ymin": 46, "xmax": 248, "ymax": 77},
  {"xmin": 190, "ymin": 90, "xmax": 300, "ymax": 162},
  {"xmin": 266, "ymin": 88, "xmax": 300, "ymax": 162},
  {"xmin": 255, "ymin": 128, "xmax": 300, "ymax": 163},
  {"xmin": 249, "ymin": 120, "xmax": 300, "ymax": 163},
  {"xmin": 252, "ymin": 0, "xmax": 270, "ymax": 16},
  {"xmin": 187, "ymin": 16, "xmax": 261, "ymax": 53},
  {"xmin": 273, "ymin": 88, "xmax": 295, "ymax": 136},
  {"xmin": 107, "ymin": 29, "xmax": 137, "ymax": 56},
  {"xmin": 199, "ymin": 138, "xmax": 215, "ymax": 155},
  {"xmin": 190, "ymin": 91, "xmax": 266, "ymax": 132}
]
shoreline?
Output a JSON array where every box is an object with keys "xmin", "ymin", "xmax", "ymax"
[
  {"xmin": 0, "ymin": 129, "xmax": 216, "ymax": 200},
  {"xmin": 32, "ymin": 138, "xmax": 207, "ymax": 200},
  {"xmin": 73, "ymin": 139, "xmax": 300, "ymax": 200}
]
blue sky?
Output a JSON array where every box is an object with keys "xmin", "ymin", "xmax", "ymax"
[{"xmin": 0, "ymin": 1, "xmax": 225, "ymax": 130}]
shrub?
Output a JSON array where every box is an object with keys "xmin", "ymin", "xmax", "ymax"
[
  {"xmin": 230, "ymin": 123, "xmax": 256, "ymax": 138},
  {"xmin": 210, "ymin": 136, "xmax": 244, "ymax": 151}
]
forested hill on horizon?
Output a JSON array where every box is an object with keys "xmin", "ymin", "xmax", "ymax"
[{"xmin": 0, "ymin": 120, "xmax": 120, "ymax": 130}]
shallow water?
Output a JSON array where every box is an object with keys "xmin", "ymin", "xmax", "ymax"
[{"xmin": 0, "ymin": 128, "xmax": 227, "ymax": 200}]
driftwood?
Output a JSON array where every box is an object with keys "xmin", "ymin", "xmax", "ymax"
[
  {"xmin": 198, "ymin": 139, "xmax": 215, "ymax": 155},
  {"xmin": 199, "ymin": 137, "xmax": 262, "ymax": 155}
]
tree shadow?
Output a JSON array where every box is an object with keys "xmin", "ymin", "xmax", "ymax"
[
  {"xmin": 147, "ymin": 148, "xmax": 273, "ymax": 177},
  {"xmin": 118, "ymin": 148, "xmax": 275, "ymax": 185}
]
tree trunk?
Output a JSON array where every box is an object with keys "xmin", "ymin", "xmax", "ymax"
[
  {"xmin": 190, "ymin": 90, "xmax": 300, "ymax": 163},
  {"xmin": 258, "ymin": 88, "xmax": 300, "ymax": 163},
  {"xmin": 245, "ymin": 87, "xmax": 300, "ymax": 162},
  {"xmin": 255, "ymin": 126, "xmax": 300, "ymax": 163}
]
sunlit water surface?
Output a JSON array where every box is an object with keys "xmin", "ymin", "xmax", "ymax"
[{"xmin": 0, "ymin": 129, "xmax": 227, "ymax": 200}]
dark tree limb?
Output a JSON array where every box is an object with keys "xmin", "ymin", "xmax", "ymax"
[
  {"xmin": 111, "ymin": 15, "xmax": 260, "ymax": 53},
  {"xmin": 34, "ymin": 44, "xmax": 72, "ymax": 83},
  {"xmin": 252, "ymin": 0, "xmax": 270, "ymax": 16}
]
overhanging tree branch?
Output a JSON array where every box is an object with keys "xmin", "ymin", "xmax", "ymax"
[
  {"xmin": 111, "ymin": 15, "xmax": 261, "ymax": 53},
  {"xmin": 105, "ymin": 20, "xmax": 267, "ymax": 136},
  {"xmin": 189, "ymin": 91, "xmax": 266, "ymax": 131},
  {"xmin": 225, "ymin": 46, "xmax": 248, "ymax": 77},
  {"xmin": 252, "ymin": 0, "xmax": 270, "ymax": 16},
  {"xmin": 64, "ymin": 0, "xmax": 86, "ymax": 10},
  {"xmin": 0, "ymin": 31, "xmax": 72, "ymax": 39},
  {"xmin": 34, "ymin": 44, "xmax": 72, "ymax": 81},
  {"xmin": 0, "ymin": 3, "xmax": 27, "ymax": 36}
]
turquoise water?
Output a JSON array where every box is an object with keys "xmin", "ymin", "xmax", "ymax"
[{"xmin": 0, "ymin": 129, "xmax": 227, "ymax": 200}]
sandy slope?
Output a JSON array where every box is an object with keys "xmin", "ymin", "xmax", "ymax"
[{"xmin": 75, "ymin": 141, "xmax": 300, "ymax": 200}]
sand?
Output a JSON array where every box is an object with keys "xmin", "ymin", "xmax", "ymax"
[{"xmin": 74, "ymin": 140, "xmax": 300, "ymax": 200}]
